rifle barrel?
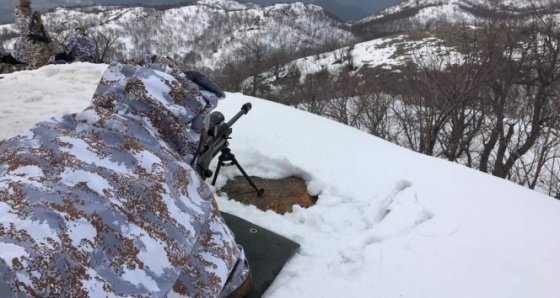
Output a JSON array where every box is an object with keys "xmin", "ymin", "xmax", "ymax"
[{"xmin": 226, "ymin": 103, "xmax": 251, "ymax": 127}]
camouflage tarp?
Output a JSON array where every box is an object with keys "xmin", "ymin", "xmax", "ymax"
[
  {"xmin": 0, "ymin": 55, "xmax": 249, "ymax": 297},
  {"xmin": 0, "ymin": 63, "xmax": 27, "ymax": 74},
  {"xmin": 65, "ymin": 31, "xmax": 96, "ymax": 62}
]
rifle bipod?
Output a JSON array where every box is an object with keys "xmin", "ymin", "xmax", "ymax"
[{"xmin": 211, "ymin": 147, "xmax": 265, "ymax": 196}]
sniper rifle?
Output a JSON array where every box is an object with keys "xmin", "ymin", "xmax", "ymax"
[{"xmin": 194, "ymin": 103, "xmax": 264, "ymax": 196}]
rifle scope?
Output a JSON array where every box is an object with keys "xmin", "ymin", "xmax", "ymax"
[{"xmin": 207, "ymin": 103, "xmax": 252, "ymax": 137}]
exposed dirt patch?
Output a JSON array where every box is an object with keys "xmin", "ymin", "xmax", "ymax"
[{"xmin": 219, "ymin": 176, "xmax": 318, "ymax": 214}]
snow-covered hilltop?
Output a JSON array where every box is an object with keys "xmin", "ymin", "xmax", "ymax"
[
  {"xmin": 360, "ymin": 0, "xmax": 560, "ymax": 24},
  {"xmin": 353, "ymin": 0, "xmax": 560, "ymax": 38}
]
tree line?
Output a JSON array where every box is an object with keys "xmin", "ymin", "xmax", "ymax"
[{"xmin": 220, "ymin": 9, "xmax": 560, "ymax": 199}]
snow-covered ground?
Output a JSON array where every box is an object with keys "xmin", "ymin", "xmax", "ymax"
[
  {"xmin": 1, "ymin": 64, "xmax": 559, "ymax": 297},
  {"xmin": 253, "ymin": 32, "xmax": 460, "ymax": 86}
]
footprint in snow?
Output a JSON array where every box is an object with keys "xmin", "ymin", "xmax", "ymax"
[{"xmin": 365, "ymin": 180, "xmax": 434, "ymax": 244}]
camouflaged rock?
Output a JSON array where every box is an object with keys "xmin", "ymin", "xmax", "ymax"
[
  {"xmin": 65, "ymin": 31, "xmax": 96, "ymax": 62},
  {"xmin": 0, "ymin": 54, "xmax": 249, "ymax": 297},
  {"xmin": 15, "ymin": 6, "xmax": 53, "ymax": 68},
  {"xmin": 13, "ymin": 38, "xmax": 26, "ymax": 63},
  {"xmin": 0, "ymin": 45, "xmax": 27, "ymax": 73}
]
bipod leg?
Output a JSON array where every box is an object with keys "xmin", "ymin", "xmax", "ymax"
[
  {"xmin": 211, "ymin": 158, "xmax": 223, "ymax": 186},
  {"xmin": 211, "ymin": 147, "xmax": 232, "ymax": 186},
  {"xmin": 231, "ymin": 157, "xmax": 265, "ymax": 197},
  {"xmin": 211, "ymin": 147, "xmax": 264, "ymax": 196}
]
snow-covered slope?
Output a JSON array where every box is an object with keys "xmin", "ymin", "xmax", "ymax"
[
  {"xmin": 250, "ymin": 31, "xmax": 457, "ymax": 84},
  {"xmin": 1, "ymin": 64, "xmax": 559, "ymax": 297}
]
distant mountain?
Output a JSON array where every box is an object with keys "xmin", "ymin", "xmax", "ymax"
[
  {"xmin": 310, "ymin": 0, "xmax": 369, "ymax": 21},
  {"xmin": 237, "ymin": 0, "xmax": 378, "ymax": 21},
  {"xmin": 0, "ymin": 1, "xmax": 187, "ymax": 24},
  {"xmin": 331, "ymin": 0, "xmax": 406, "ymax": 20},
  {"xmin": 0, "ymin": 0, "xmax": 354, "ymax": 70},
  {"xmin": 0, "ymin": 0, "xmax": 406, "ymax": 24},
  {"xmin": 353, "ymin": 0, "xmax": 560, "ymax": 39},
  {"xmin": 215, "ymin": 0, "xmax": 409, "ymax": 21}
]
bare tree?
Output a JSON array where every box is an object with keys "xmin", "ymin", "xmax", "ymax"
[
  {"xmin": 479, "ymin": 12, "xmax": 560, "ymax": 179},
  {"xmin": 323, "ymin": 69, "xmax": 362, "ymax": 127},
  {"xmin": 294, "ymin": 68, "xmax": 331, "ymax": 115},
  {"xmin": 90, "ymin": 29, "xmax": 123, "ymax": 63}
]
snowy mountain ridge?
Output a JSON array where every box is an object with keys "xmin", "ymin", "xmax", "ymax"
[
  {"xmin": 353, "ymin": 0, "xmax": 560, "ymax": 38},
  {"xmin": 4, "ymin": 0, "xmax": 560, "ymax": 65},
  {"xmin": 360, "ymin": 0, "xmax": 560, "ymax": 23},
  {"xmin": 0, "ymin": 0, "xmax": 353, "ymax": 70}
]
